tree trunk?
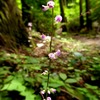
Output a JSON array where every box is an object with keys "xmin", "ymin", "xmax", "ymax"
[
  {"xmin": 85, "ymin": 0, "xmax": 92, "ymax": 30},
  {"xmin": 0, "ymin": 0, "xmax": 29, "ymax": 48},
  {"xmin": 59, "ymin": 0, "xmax": 67, "ymax": 32},
  {"xmin": 21, "ymin": 0, "xmax": 32, "ymax": 26},
  {"xmin": 79, "ymin": 0, "xmax": 84, "ymax": 29}
]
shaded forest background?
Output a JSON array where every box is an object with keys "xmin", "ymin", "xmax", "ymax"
[
  {"xmin": 0, "ymin": 0, "xmax": 100, "ymax": 47},
  {"xmin": 0, "ymin": 0, "xmax": 100, "ymax": 100}
]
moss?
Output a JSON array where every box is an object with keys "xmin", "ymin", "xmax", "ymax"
[{"xmin": 0, "ymin": 0, "xmax": 29, "ymax": 47}]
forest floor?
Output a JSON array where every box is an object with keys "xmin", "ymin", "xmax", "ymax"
[
  {"xmin": 33, "ymin": 33, "xmax": 100, "ymax": 100},
  {"xmin": 0, "ymin": 32, "xmax": 100, "ymax": 100},
  {"xmin": 73, "ymin": 35, "xmax": 100, "ymax": 46},
  {"xmin": 33, "ymin": 32, "xmax": 100, "ymax": 58}
]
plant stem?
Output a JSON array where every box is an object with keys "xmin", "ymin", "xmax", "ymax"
[
  {"xmin": 46, "ymin": 8, "xmax": 54, "ymax": 100},
  {"xmin": 50, "ymin": 8, "xmax": 54, "ymax": 52}
]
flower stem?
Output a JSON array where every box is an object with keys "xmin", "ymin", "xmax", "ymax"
[
  {"xmin": 46, "ymin": 8, "xmax": 54, "ymax": 100},
  {"xmin": 50, "ymin": 8, "xmax": 54, "ymax": 52}
]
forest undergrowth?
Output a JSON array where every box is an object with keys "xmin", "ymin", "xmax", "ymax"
[{"xmin": 0, "ymin": 31, "xmax": 100, "ymax": 100}]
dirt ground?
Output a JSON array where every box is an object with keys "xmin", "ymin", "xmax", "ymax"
[{"xmin": 73, "ymin": 35, "xmax": 100, "ymax": 46}]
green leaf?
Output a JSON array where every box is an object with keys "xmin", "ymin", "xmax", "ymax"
[
  {"xmin": 85, "ymin": 83, "xmax": 98, "ymax": 90},
  {"xmin": 0, "ymin": 67, "xmax": 10, "ymax": 75},
  {"xmin": 25, "ymin": 57, "xmax": 39, "ymax": 64},
  {"xmin": 67, "ymin": 67, "xmax": 74, "ymax": 70},
  {"xmin": 49, "ymin": 83, "xmax": 63, "ymax": 88},
  {"xmin": 59, "ymin": 73, "xmax": 67, "ymax": 80},
  {"xmin": 65, "ymin": 86, "xmax": 86, "ymax": 100},
  {"xmin": 21, "ymin": 90, "xmax": 35, "ymax": 100},
  {"xmin": 65, "ymin": 78, "xmax": 77, "ymax": 83},
  {"xmin": 2, "ymin": 79, "xmax": 26, "ymax": 92},
  {"xmin": 4, "ymin": 75, "xmax": 14, "ymax": 83},
  {"xmin": 49, "ymin": 78, "xmax": 64, "ymax": 88}
]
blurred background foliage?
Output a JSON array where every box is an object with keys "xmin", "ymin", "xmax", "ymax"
[{"xmin": 16, "ymin": 0, "xmax": 100, "ymax": 34}]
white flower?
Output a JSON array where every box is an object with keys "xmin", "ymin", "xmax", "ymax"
[
  {"xmin": 29, "ymin": 45, "xmax": 32, "ymax": 47},
  {"xmin": 48, "ymin": 90, "xmax": 51, "ymax": 94},
  {"xmin": 28, "ymin": 22, "xmax": 32, "ymax": 27},
  {"xmin": 37, "ymin": 43, "xmax": 44, "ymax": 47},
  {"xmin": 42, "ymin": 70, "xmax": 48, "ymax": 75},
  {"xmin": 45, "ymin": 36, "xmax": 51, "ymax": 42},
  {"xmin": 40, "ymin": 90, "xmax": 45, "ymax": 94},
  {"xmin": 28, "ymin": 36, "xmax": 32, "ymax": 39}
]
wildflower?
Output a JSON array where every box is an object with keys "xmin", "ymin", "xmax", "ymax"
[
  {"xmin": 42, "ymin": 70, "xmax": 48, "ymax": 75},
  {"xmin": 50, "ymin": 88, "xmax": 56, "ymax": 93},
  {"xmin": 47, "ymin": 97, "xmax": 52, "ymax": 100},
  {"xmin": 40, "ymin": 90, "xmax": 45, "ymax": 94},
  {"xmin": 28, "ymin": 36, "xmax": 32, "ymax": 39},
  {"xmin": 45, "ymin": 36, "xmax": 51, "ymax": 42},
  {"xmin": 48, "ymin": 50, "xmax": 61, "ymax": 59},
  {"xmin": 42, "ymin": 5, "xmax": 49, "ymax": 11},
  {"xmin": 41, "ymin": 34, "xmax": 46, "ymax": 40},
  {"xmin": 37, "ymin": 43, "xmax": 44, "ymax": 48},
  {"xmin": 28, "ymin": 22, "xmax": 32, "ymax": 27},
  {"xmin": 47, "ymin": 1, "xmax": 55, "ymax": 8},
  {"xmin": 41, "ymin": 34, "xmax": 51, "ymax": 42},
  {"xmin": 48, "ymin": 53, "xmax": 56, "ymax": 59},
  {"xmin": 55, "ymin": 15, "xmax": 62, "ymax": 23},
  {"xmin": 55, "ymin": 49, "xmax": 61, "ymax": 56},
  {"xmin": 28, "ymin": 40, "xmax": 31, "ymax": 42},
  {"xmin": 44, "ymin": 70, "xmax": 48, "ymax": 73},
  {"xmin": 29, "ymin": 45, "xmax": 32, "ymax": 47},
  {"xmin": 48, "ymin": 90, "xmax": 51, "ymax": 94}
]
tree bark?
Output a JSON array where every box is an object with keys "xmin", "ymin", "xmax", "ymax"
[
  {"xmin": 85, "ymin": 0, "xmax": 92, "ymax": 30},
  {"xmin": 21, "ymin": 0, "xmax": 32, "ymax": 26},
  {"xmin": 0, "ymin": 0, "xmax": 29, "ymax": 47},
  {"xmin": 79, "ymin": 0, "xmax": 84, "ymax": 29},
  {"xmin": 59, "ymin": 0, "xmax": 67, "ymax": 32}
]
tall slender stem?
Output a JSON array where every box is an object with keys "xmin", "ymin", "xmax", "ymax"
[
  {"xmin": 50, "ymin": 8, "xmax": 54, "ymax": 52},
  {"xmin": 46, "ymin": 8, "xmax": 54, "ymax": 100}
]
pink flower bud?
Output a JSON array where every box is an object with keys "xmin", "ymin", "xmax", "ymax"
[
  {"xmin": 55, "ymin": 15, "xmax": 62, "ymax": 22},
  {"xmin": 47, "ymin": 97, "xmax": 52, "ymax": 100},
  {"xmin": 55, "ymin": 50, "xmax": 61, "ymax": 56},
  {"xmin": 41, "ymin": 34, "xmax": 51, "ymax": 42},
  {"xmin": 41, "ymin": 34, "xmax": 46, "ymax": 40},
  {"xmin": 48, "ymin": 53, "xmax": 56, "ymax": 59},
  {"xmin": 50, "ymin": 88, "xmax": 56, "ymax": 93},
  {"xmin": 42, "ymin": 5, "xmax": 49, "ymax": 11},
  {"xmin": 47, "ymin": 1, "xmax": 55, "ymax": 8}
]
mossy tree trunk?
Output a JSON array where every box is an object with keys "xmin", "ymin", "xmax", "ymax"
[{"xmin": 0, "ymin": 0, "xmax": 29, "ymax": 48}]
